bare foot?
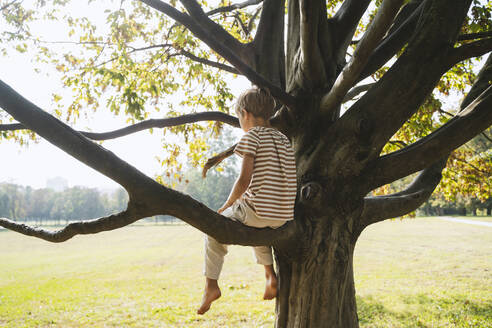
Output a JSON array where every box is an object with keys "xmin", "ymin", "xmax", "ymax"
[
  {"xmin": 197, "ymin": 281, "xmax": 221, "ymax": 315},
  {"xmin": 263, "ymin": 274, "xmax": 278, "ymax": 300}
]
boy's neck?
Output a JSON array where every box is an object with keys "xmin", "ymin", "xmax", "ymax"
[{"xmin": 247, "ymin": 118, "xmax": 270, "ymax": 130}]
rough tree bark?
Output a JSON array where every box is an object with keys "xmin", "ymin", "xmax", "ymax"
[{"xmin": 1, "ymin": 0, "xmax": 492, "ymax": 327}]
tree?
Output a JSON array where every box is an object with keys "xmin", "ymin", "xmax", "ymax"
[{"xmin": 1, "ymin": 0, "xmax": 492, "ymax": 327}]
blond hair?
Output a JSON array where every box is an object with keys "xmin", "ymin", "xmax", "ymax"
[{"xmin": 235, "ymin": 87, "xmax": 275, "ymax": 120}]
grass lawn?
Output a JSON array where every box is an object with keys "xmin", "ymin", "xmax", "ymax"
[{"xmin": 0, "ymin": 217, "xmax": 490, "ymax": 327}]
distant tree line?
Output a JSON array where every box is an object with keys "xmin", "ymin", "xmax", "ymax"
[
  {"xmin": 418, "ymin": 193, "xmax": 492, "ymax": 216},
  {"xmin": 0, "ymin": 183, "xmax": 128, "ymax": 224},
  {"xmin": 0, "ymin": 163, "xmax": 237, "ymax": 226}
]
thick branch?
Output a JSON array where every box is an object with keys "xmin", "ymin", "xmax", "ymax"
[
  {"xmin": 457, "ymin": 31, "xmax": 492, "ymax": 41},
  {"xmin": 462, "ymin": 53, "xmax": 492, "ymax": 108},
  {"xmin": 342, "ymin": 83, "xmax": 375, "ymax": 103},
  {"xmin": 298, "ymin": 0, "xmax": 327, "ymax": 89},
  {"xmin": 140, "ymin": 0, "xmax": 297, "ymax": 110},
  {"xmin": 0, "ymin": 112, "xmax": 240, "ymax": 141},
  {"xmin": 0, "ymin": 79, "xmax": 162, "ymax": 192},
  {"xmin": 386, "ymin": 0, "xmax": 422, "ymax": 36},
  {"xmin": 357, "ymin": 0, "xmax": 424, "ymax": 82},
  {"xmin": 337, "ymin": 0, "xmax": 472, "ymax": 160},
  {"xmin": 320, "ymin": 0, "xmax": 404, "ymax": 115},
  {"xmin": 206, "ymin": 0, "xmax": 262, "ymax": 16},
  {"xmin": 164, "ymin": 190, "xmax": 299, "ymax": 248},
  {"xmin": 447, "ymin": 37, "xmax": 492, "ymax": 67},
  {"xmin": 0, "ymin": 195, "xmax": 298, "ymax": 247},
  {"xmin": 332, "ymin": 0, "xmax": 372, "ymax": 54},
  {"xmin": 250, "ymin": 0, "xmax": 286, "ymax": 89},
  {"xmin": 179, "ymin": 0, "xmax": 244, "ymax": 55},
  {"xmin": 359, "ymin": 158, "xmax": 446, "ymax": 228},
  {"xmin": 364, "ymin": 85, "xmax": 492, "ymax": 190}
]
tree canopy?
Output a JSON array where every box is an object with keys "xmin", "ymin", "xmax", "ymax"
[{"xmin": 0, "ymin": 0, "xmax": 490, "ymax": 199}]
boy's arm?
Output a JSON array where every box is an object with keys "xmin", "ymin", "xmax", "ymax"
[{"xmin": 217, "ymin": 154, "xmax": 254, "ymax": 214}]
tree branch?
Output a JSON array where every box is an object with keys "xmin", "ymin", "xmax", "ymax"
[
  {"xmin": 0, "ymin": 79, "xmax": 161, "ymax": 192},
  {"xmin": 0, "ymin": 0, "xmax": 19, "ymax": 12},
  {"xmin": 233, "ymin": 12, "xmax": 249, "ymax": 37},
  {"xmin": 0, "ymin": 122, "xmax": 23, "ymax": 131},
  {"xmin": 457, "ymin": 31, "xmax": 492, "ymax": 41},
  {"xmin": 363, "ymin": 85, "xmax": 492, "ymax": 191},
  {"xmin": 332, "ymin": 0, "xmax": 372, "ymax": 55},
  {"xmin": 92, "ymin": 42, "xmax": 239, "ymax": 74},
  {"xmin": 360, "ymin": 53, "xmax": 492, "ymax": 191},
  {"xmin": 461, "ymin": 53, "xmax": 492, "ymax": 109},
  {"xmin": 0, "ymin": 112, "xmax": 240, "ymax": 141},
  {"xmin": 337, "ymin": 0, "xmax": 472, "ymax": 160},
  {"xmin": 206, "ymin": 0, "xmax": 262, "ymax": 16},
  {"xmin": 320, "ymin": 0, "xmax": 404, "ymax": 115},
  {"xmin": 342, "ymin": 83, "xmax": 375, "ymax": 103},
  {"xmin": 247, "ymin": 5, "xmax": 262, "ymax": 33},
  {"xmin": 179, "ymin": 0, "xmax": 245, "ymax": 54},
  {"xmin": 0, "ymin": 196, "xmax": 298, "ymax": 247},
  {"xmin": 0, "ymin": 208, "xmax": 143, "ymax": 243},
  {"xmin": 447, "ymin": 37, "xmax": 492, "ymax": 67},
  {"xmin": 359, "ymin": 158, "xmax": 446, "ymax": 228},
  {"xmin": 177, "ymin": 49, "xmax": 240, "ymax": 74},
  {"xmin": 357, "ymin": 0, "xmax": 424, "ymax": 82},
  {"xmin": 251, "ymin": 0, "xmax": 286, "ymax": 89},
  {"xmin": 298, "ymin": 0, "xmax": 327, "ymax": 89},
  {"xmin": 140, "ymin": 0, "xmax": 297, "ymax": 110},
  {"xmin": 202, "ymin": 143, "xmax": 236, "ymax": 177}
]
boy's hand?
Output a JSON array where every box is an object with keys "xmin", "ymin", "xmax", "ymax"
[{"xmin": 217, "ymin": 203, "xmax": 231, "ymax": 214}]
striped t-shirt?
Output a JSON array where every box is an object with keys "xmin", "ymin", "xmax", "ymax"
[{"xmin": 234, "ymin": 126, "xmax": 297, "ymax": 221}]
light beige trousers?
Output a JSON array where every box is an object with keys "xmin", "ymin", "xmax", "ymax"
[{"xmin": 204, "ymin": 199, "xmax": 286, "ymax": 280}]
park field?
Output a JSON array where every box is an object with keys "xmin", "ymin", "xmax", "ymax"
[{"xmin": 0, "ymin": 217, "xmax": 491, "ymax": 327}]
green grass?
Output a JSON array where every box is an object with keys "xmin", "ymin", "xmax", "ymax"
[{"xmin": 0, "ymin": 217, "xmax": 490, "ymax": 327}]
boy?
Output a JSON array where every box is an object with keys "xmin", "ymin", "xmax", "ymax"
[{"xmin": 197, "ymin": 87, "xmax": 297, "ymax": 315}]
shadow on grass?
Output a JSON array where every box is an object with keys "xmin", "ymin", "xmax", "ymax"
[{"xmin": 357, "ymin": 294, "xmax": 491, "ymax": 327}]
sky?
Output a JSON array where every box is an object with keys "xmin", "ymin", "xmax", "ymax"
[
  {"xmin": 0, "ymin": 58, "xmax": 169, "ymax": 189},
  {"xmin": 0, "ymin": 2, "xmax": 249, "ymax": 189}
]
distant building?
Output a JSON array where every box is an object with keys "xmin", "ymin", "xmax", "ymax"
[{"xmin": 46, "ymin": 177, "xmax": 68, "ymax": 192}]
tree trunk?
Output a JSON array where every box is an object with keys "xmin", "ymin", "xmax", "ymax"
[{"xmin": 274, "ymin": 214, "xmax": 359, "ymax": 328}]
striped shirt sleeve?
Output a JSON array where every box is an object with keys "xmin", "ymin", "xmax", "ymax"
[{"xmin": 234, "ymin": 129, "xmax": 260, "ymax": 157}]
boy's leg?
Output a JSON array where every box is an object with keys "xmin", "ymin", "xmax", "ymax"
[
  {"xmin": 236, "ymin": 201, "xmax": 285, "ymax": 300},
  {"xmin": 253, "ymin": 246, "xmax": 278, "ymax": 300},
  {"xmin": 198, "ymin": 235, "xmax": 227, "ymax": 315},
  {"xmin": 204, "ymin": 235, "xmax": 228, "ymax": 280},
  {"xmin": 198, "ymin": 207, "xmax": 235, "ymax": 315},
  {"xmin": 263, "ymin": 264, "xmax": 278, "ymax": 300},
  {"xmin": 197, "ymin": 277, "xmax": 221, "ymax": 315}
]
